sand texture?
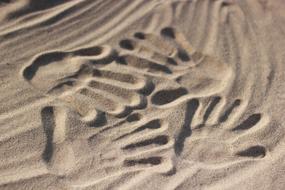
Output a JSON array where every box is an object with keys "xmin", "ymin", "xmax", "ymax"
[{"xmin": 0, "ymin": 0, "xmax": 285, "ymax": 189}]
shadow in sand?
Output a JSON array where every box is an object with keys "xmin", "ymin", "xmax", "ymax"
[{"xmin": 174, "ymin": 99, "xmax": 199, "ymax": 156}]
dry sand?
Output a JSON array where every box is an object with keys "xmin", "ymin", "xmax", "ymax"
[{"xmin": 0, "ymin": 0, "xmax": 285, "ymax": 189}]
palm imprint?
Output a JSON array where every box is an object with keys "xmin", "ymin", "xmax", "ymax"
[
  {"xmin": 173, "ymin": 96, "xmax": 268, "ymax": 168},
  {"xmin": 23, "ymin": 45, "xmax": 153, "ymax": 123}
]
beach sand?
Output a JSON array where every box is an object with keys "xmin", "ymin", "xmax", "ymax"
[{"xmin": 0, "ymin": 0, "xmax": 285, "ymax": 189}]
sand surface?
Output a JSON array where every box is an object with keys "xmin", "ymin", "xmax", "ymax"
[{"xmin": 1, "ymin": 0, "xmax": 285, "ymax": 189}]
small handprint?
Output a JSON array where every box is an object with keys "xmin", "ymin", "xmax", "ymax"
[{"xmin": 173, "ymin": 96, "xmax": 268, "ymax": 167}]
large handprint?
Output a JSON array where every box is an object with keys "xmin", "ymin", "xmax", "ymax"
[
  {"xmin": 22, "ymin": 43, "xmax": 174, "ymax": 185},
  {"xmin": 40, "ymin": 105, "xmax": 174, "ymax": 187},
  {"xmin": 23, "ymin": 45, "xmax": 154, "ymax": 124}
]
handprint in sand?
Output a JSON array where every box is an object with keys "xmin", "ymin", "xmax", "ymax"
[
  {"xmin": 22, "ymin": 45, "xmax": 154, "ymax": 124},
  {"xmin": 40, "ymin": 105, "xmax": 174, "ymax": 186},
  {"xmin": 117, "ymin": 26, "xmax": 233, "ymax": 98},
  {"xmin": 171, "ymin": 96, "xmax": 269, "ymax": 168}
]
